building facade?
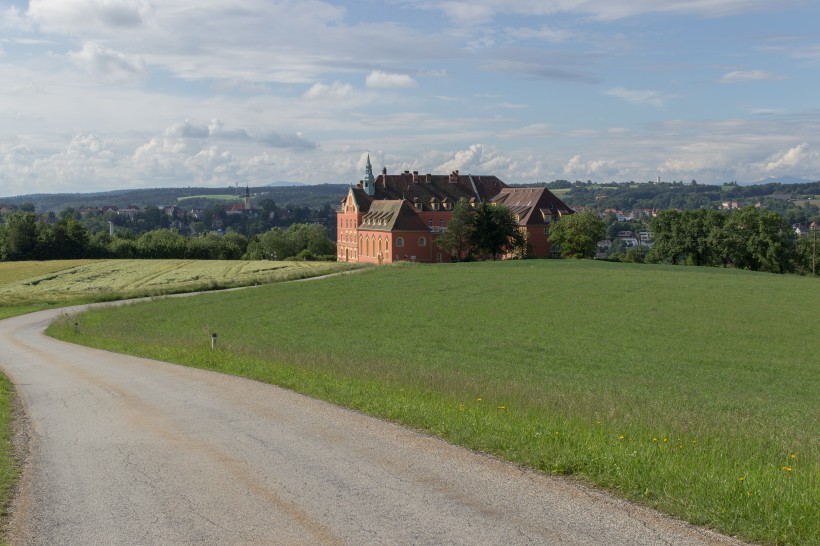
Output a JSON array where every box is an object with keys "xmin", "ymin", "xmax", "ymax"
[{"xmin": 337, "ymin": 156, "xmax": 573, "ymax": 263}]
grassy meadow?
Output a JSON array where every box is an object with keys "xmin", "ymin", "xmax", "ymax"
[{"xmin": 48, "ymin": 260, "xmax": 819, "ymax": 544}]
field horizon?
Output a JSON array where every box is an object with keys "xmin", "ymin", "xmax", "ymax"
[{"xmin": 48, "ymin": 260, "xmax": 819, "ymax": 544}]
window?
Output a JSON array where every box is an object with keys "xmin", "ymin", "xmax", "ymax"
[
  {"xmin": 544, "ymin": 227, "xmax": 549, "ymax": 235},
  {"xmin": 428, "ymin": 219, "xmax": 433, "ymax": 228},
  {"xmin": 440, "ymin": 220, "xmax": 445, "ymax": 227},
  {"xmin": 396, "ymin": 237, "xmax": 404, "ymax": 248},
  {"xmin": 419, "ymin": 237, "xmax": 426, "ymax": 247}
]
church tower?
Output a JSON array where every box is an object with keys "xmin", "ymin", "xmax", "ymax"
[
  {"xmin": 244, "ymin": 184, "xmax": 251, "ymax": 210},
  {"xmin": 363, "ymin": 154, "xmax": 376, "ymax": 196}
]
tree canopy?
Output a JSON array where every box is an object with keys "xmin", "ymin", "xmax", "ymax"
[{"xmin": 547, "ymin": 210, "xmax": 605, "ymax": 259}]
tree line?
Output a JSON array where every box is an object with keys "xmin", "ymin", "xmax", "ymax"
[
  {"xmin": 0, "ymin": 211, "xmax": 336, "ymax": 262},
  {"xmin": 645, "ymin": 207, "xmax": 815, "ymax": 274}
]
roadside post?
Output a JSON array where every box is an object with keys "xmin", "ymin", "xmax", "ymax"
[{"xmin": 211, "ymin": 333, "xmax": 218, "ymax": 350}]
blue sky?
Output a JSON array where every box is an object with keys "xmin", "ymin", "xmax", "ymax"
[{"xmin": 1, "ymin": 0, "xmax": 819, "ymax": 194}]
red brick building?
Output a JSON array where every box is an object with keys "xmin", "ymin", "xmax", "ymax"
[{"xmin": 337, "ymin": 156, "xmax": 573, "ymax": 263}]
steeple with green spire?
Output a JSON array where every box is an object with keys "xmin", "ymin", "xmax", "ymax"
[{"xmin": 363, "ymin": 154, "xmax": 375, "ymax": 196}]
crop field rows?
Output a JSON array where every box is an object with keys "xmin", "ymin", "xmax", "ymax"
[{"xmin": 0, "ymin": 259, "xmax": 350, "ymax": 308}]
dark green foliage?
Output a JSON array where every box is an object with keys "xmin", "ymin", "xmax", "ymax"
[
  {"xmin": 435, "ymin": 199, "xmax": 475, "ymax": 260},
  {"xmin": 244, "ymin": 223, "xmax": 336, "ymax": 261},
  {"xmin": 468, "ymin": 202, "xmax": 525, "ymax": 260},
  {"xmin": 649, "ymin": 206, "xmax": 797, "ymax": 273},
  {"xmin": 1, "ymin": 212, "xmax": 39, "ymax": 260}
]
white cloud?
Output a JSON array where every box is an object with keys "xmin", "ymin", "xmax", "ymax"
[
  {"xmin": 720, "ymin": 70, "xmax": 781, "ymax": 83},
  {"xmin": 761, "ymin": 143, "xmax": 817, "ymax": 172},
  {"xmin": 513, "ymin": 25, "xmax": 575, "ymax": 43},
  {"xmin": 27, "ymin": 0, "xmax": 151, "ymax": 33},
  {"xmin": 605, "ymin": 87, "xmax": 671, "ymax": 107},
  {"xmin": 424, "ymin": 1, "xmax": 791, "ymax": 23},
  {"xmin": 562, "ymin": 154, "xmax": 618, "ymax": 178},
  {"xmin": 68, "ymin": 41, "xmax": 145, "ymax": 82},
  {"xmin": 365, "ymin": 70, "xmax": 417, "ymax": 89},
  {"xmin": 303, "ymin": 82, "xmax": 355, "ymax": 100},
  {"xmin": 1, "ymin": 6, "xmax": 32, "ymax": 31}
]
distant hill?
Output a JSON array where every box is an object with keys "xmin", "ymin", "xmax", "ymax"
[
  {"xmin": 267, "ymin": 181, "xmax": 307, "ymax": 187},
  {"xmin": 1, "ymin": 184, "xmax": 350, "ymax": 212},
  {"xmin": 742, "ymin": 176, "xmax": 817, "ymax": 186}
]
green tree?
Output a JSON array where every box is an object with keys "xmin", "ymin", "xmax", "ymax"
[
  {"xmin": 136, "ymin": 229, "xmax": 187, "ymax": 258},
  {"xmin": 548, "ymin": 210, "xmax": 605, "ymax": 259},
  {"xmin": 469, "ymin": 202, "xmax": 525, "ymax": 260},
  {"xmin": 1, "ymin": 212, "xmax": 39, "ymax": 261},
  {"xmin": 648, "ymin": 209, "xmax": 687, "ymax": 265},
  {"xmin": 435, "ymin": 199, "xmax": 475, "ymax": 261}
]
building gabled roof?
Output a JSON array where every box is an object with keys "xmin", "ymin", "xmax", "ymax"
[
  {"xmin": 490, "ymin": 187, "xmax": 574, "ymax": 225},
  {"xmin": 362, "ymin": 169, "xmax": 505, "ymax": 210},
  {"xmin": 359, "ymin": 200, "xmax": 429, "ymax": 232}
]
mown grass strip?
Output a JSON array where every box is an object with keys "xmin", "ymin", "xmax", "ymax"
[{"xmin": 48, "ymin": 260, "xmax": 819, "ymax": 545}]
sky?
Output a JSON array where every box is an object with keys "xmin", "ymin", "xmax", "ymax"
[{"xmin": 2, "ymin": 0, "xmax": 820, "ymax": 194}]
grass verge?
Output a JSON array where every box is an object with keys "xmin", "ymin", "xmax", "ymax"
[{"xmin": 48, "ymin": 260, "xmax": 819, "ymax": 545}]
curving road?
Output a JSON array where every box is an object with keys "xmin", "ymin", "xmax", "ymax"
[{"xmin": 0, "ymin": 305, "xmax": 744, "ymax": 545}]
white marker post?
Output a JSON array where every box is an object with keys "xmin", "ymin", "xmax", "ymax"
[{"xmin": 211, "ymin": 333, "xmax": 218, "ymax": 350}]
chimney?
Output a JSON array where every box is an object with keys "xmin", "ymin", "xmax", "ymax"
[{"xmin": 412, "ymin": 171, "xmax": 419, "ymax": 183}]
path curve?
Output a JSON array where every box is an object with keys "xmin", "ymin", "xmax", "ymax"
[{"xmin": 0, "ymin": 305, "xmax": 744, "ymax": 545}]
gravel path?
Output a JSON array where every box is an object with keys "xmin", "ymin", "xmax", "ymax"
[{"xmin": 0, "ymin": 306, "xmax": 745, "ymax": 545}]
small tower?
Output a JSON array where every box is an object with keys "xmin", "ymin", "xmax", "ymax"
[
  {"xmin": 244, "ymin": 184, "xmax": 251, "ymax": 210},
  {"xmin": 363, "ymin": 154, "xmax": 376, "ymax": 196}
]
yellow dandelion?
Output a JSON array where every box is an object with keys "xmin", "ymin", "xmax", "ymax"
[
  {"xmin": 618, "ymin": 435, "xmax": 625, "ymax": 441},
  {"xmin": 790, "ymin": 453, "xmax": 796, "ymax": 459},
  {"xmin": 663, "ymin": 438, "xmax": 668, "ymax": 443},
  {"xmin": 782, "ymin": 466, "xmax": 792, "ymax": 472},
  {"xmin": 652, "ymin": 438, "xmax": 658, "ymax": 442},
  {"xmin": 738, "ymin": 476, "xmax": 745, "ymax": 482},
  {"xmin": 497, "ymin": 405, "xmax": 506, "ymax": 411},
  {"xmin": 476, "ymin": 397, "xmax": 482, "ymax": 402}
]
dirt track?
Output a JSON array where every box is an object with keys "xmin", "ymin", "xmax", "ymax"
[{"xmin": 0, "ymin": 305, "xmax": 745, "ymax": 545}]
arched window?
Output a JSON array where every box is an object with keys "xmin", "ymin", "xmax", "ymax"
[
  {"xmin": 419, "ymin": 236, "xmax": 426, "ymax": 247},
  {"xmin": 396, "ymin": 237, "xmax": 404, "ymax": 248}
]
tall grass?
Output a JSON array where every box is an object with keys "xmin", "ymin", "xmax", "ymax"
[
  {"xmin": 0, "ymin": 259, "xmax": 357, "ymax": 318},
  {"xmin": 49, "ymin": 261, "xmax": 819, "ymax": 544}
]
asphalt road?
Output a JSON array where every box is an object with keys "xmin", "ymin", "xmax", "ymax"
[{"xmin": 0, "ymin": 305, "xmax": 745, "ymax": 545}]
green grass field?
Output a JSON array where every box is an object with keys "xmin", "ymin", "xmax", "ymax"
[{"xmin": 48, "ymin": 261, "xmax": 819, "ymax": 544}]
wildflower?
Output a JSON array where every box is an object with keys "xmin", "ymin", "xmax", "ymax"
[
  {"xmin": 652, "ymin": 438, "xmax": 658, "ymax": 442},
  {"xmin": 790, "ymin": 453, "xmax": 796, "ymax": 459},
  {"xmin": 738, "ymin": 476, "xmax": 745, "ymax": 482},
  {"xmin": 663, "ymin": 438, "xmax": 668, "ymax": 443},
  {"xmin": 618, "ymin": 435, "xmax": 625, "ymax": 441},
  {"xmin": 782, "ymin": 466, "xmax": 792, "ymax": 472},
  {"xmin": 497, "ymin": 405, "xmax": 506, "ymax": 411},
  {"xmin": 476, "ymin": 397, "xmax": 482, "ymax": 402}
]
